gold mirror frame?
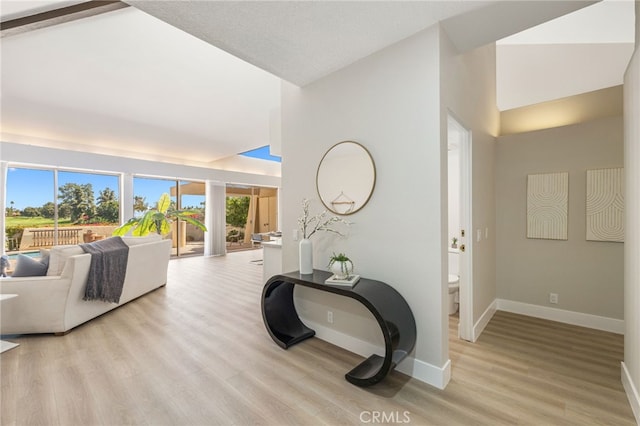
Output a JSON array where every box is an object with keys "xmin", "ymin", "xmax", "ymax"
[{"xmin": 316, "ymin": 141, "xmax": 376, "ymax": 215}]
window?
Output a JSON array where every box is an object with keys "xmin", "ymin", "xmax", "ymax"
[{"xmin": 5, "ymin": 167, "xmax": 120, "ymax": 252}]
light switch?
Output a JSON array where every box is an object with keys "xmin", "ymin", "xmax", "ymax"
[
  {"xmin": 292, "ymin": 229, "xmax": 299, "ymax": 241},
  {"xmin": 485, "ymin": 227, "xmax": 489, "ymax": 239},
  {"xmin": 476, "ymin": 229, "xmax": 482, "ymax": 242}
]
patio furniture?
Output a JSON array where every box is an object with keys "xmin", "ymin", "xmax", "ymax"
[
  {"xmin": 251, "ymin": 233, "xmax": 263, "ymax": 247},
  {"xmin": 227, "ymin": 230, "xmax": 242, "ymax": 245}
]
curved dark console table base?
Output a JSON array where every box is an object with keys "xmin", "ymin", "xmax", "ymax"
[{"xmin": 261, "ymin": 270, "xmax": 416, "ymax": 387}]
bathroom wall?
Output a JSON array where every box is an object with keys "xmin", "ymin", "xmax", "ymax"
[{"xmin": 496, "ymin": 115, "xmax": 624, "ymax": 320}]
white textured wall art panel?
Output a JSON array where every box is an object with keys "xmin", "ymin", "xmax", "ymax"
[
  {"xmin": 527, "ymin": 172, "xmax": 568, "ymax": 240},
  {"xmin": 586, "ymin": 168, "xmax": 624, "ymax": 242}
]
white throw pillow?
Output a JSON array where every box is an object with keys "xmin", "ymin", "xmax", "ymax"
[{"xmin": 46, "ymin": 245, "xmax": 85, "ymax": 276}]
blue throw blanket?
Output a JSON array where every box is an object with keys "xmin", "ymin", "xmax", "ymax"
[{"xmin": 80, "ymin": 237, "xmax": 129, "ymax": 303}]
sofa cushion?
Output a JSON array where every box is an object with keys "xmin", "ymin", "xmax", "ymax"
[
  {"xmin": 46, "ymin": 245, "xmax": 85, "ymax": 276},
  {"xmin": 12, "ymin": 253, "xmax": 50, "ymax": 277}
]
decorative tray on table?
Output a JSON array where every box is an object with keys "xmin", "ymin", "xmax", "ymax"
[{"xmin": 324, "ymin": 274, "xmax": 360, "ymax": 287}]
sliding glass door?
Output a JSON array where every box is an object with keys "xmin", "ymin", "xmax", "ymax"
[
  {"xmin": 133, "ymin": 177, "xmax": 205, "ymax": 257},
  {"xmin": 4, "ymin": 167, "xmax": 205, "ymax": 259}
]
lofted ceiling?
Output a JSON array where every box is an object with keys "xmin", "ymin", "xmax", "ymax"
[
  {"xmin": 0, "ymin": 3, "xmax": 281, "ymax": 166},
  {"xmin": 0, "ymin": 0, "xmax": 634, "ymax": 169}
]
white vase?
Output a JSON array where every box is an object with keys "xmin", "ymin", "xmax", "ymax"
[
  {"xmin": 330, "ymin": 261, "xmax": 352, "ymax": 279},
  {"xmin": 299, "ymin": 238, "xmax": 313, "ymax": 274}
]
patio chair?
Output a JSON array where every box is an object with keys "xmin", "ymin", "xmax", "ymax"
[
  {"xmin": 251, "ymin": 233, "xmax": 263, "ymax": 247},
  {"xmin": 227, "ymin": 230, "xmax": 242, "ymax": 245}
]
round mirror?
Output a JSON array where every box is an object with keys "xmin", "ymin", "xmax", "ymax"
[{"xmin": 316, "ymin": 141, "xmax": 376, "ymax": 215}]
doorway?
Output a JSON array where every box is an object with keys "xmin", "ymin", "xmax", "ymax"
[
  {"xmin": 226, "ymin": 184, "xmax": 279, "ymax": 252},
  {"xmin": 447, "ymin": 114, "xmax": 473, "ymax": 342}
]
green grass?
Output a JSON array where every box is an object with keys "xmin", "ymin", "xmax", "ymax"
[{"xmin": 5, "ymin": 217, "xmax": 73, "ymax": 227}]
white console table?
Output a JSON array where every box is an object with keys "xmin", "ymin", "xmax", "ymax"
[
  {"xmin": 262, "ymin": 239, "xmax": 282, "ymax": 283},
  {"xmin": 0, "ymin": 294, "xmax": 19, "ymax": 353}
]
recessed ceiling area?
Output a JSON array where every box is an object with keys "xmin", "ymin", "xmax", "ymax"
[{"xmin": 497, "ymin": 0, "xmax": 635, "ymax": 111}]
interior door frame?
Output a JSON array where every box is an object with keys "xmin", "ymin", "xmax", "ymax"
[{"xmin": 448, "ymin": 114, "xmax": 474, "ymax": 342}]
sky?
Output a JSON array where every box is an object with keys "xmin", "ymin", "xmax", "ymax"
[{"xmin": 240, "ymin": 145, "xmax": 281, "ymax": 162}]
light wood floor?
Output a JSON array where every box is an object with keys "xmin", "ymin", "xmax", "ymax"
[{"xmin": 1, "ymin": 250, "xmax": 635, "ymax": 425}]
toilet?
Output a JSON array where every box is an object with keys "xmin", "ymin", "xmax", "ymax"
[{"xmin": 448, "ymin": 249, "xmax": 460, "ymax": 315}]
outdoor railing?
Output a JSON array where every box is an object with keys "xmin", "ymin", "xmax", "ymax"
[{"xmin": 31, "ymin": 228, "xmax": 83, "ymax": 248}]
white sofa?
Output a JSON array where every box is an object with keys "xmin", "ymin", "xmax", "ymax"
[{"xmin": 0, "ymin": 235, "xmax": 171, "ymax": 335}]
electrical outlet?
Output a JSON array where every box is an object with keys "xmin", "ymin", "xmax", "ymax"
[
  {"xmin": 327, "ymin": 311, "xmax": 334, "ymax": 324},
  {"xmin": 549, "ymin": 293, "xmax": 558, "ymax": 304}
]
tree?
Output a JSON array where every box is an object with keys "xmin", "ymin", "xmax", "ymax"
[
  {"xmin": 96, "ymin": 187, "xmax": 119, "ymax": 223},
  {"xmin": 133, "ymin": 195, "xmax": 148, "ymax": 213},
  {"xmin": 22, "ymin": 206, "xmax": 40, "ymax": 217},
  {"xmin": 58, "ymin": 183, "xmax": 96, "ymax": 222},
  {"xmin": 57, "ymin": 203, "xmax": 71, "ymax": 219},
  {"xmin": 41, "ymin": 202, "xmax": 56, "ymax": 219},
  {"xmin": 226, "ymin": 196, "xmax": 250, "ymax": 228}
]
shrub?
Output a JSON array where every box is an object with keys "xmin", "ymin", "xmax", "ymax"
[{"xmin": 5, "ymin": 225, "xmax": 24, "ymax": 239}]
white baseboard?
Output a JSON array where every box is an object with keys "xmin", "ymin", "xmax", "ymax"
[
  {"xmin": 496, "ymin": 299, "xmax": 624, "ymax": 334},
  {"xmin": 303, "ymin": 319, "xmax": 450, "ymax": 390},
  {"xmin": 472, "ymin": 300, "xmax": 497, "ymax": 342},
  {"xmin": 622, "ymin": 362, "xmax": 640, "ymax": 424},
  {"xmin": 396, "ymin": 357, "xmax": 451, "ymax": 390}
]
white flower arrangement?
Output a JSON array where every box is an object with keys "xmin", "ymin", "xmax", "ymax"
[{"xmin": 298, "ymin": 198, "xmax": 351, "ymax": 239}]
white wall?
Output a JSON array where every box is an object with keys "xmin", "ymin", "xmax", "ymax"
[
  {"xmin": 281, "ymin": 26, "xmax": 450, "ymax": 387},
  {"xmin": 496, "ymin": 116, "xmax": 624, "ymax": 322},
  {"xmin": 208, "ymin": 155, "xmax": 281, "ymax": 177},
  {"xmin": 622, "ymin": 2, "xmax": 640, "ymax": 420},
  {"xmin": 497, "ymin": 43, "xmax": 634, "ymax": 111},
  {"xmin": 440, "ymin": 33, "xmax": 499, "ymax": 330}
]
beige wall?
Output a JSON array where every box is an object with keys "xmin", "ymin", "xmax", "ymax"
[{"xmin": 496, "ymin": 116, "xmax": 624, "ymax": 319}]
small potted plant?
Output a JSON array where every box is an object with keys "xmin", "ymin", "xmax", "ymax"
[
  {"xmin": 451, "ymin": 237, "xmax": 458, "ymax": 249},
  {"xmin": 328, "ymin": 252, "xmax": 353, "ymax": 280}
]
